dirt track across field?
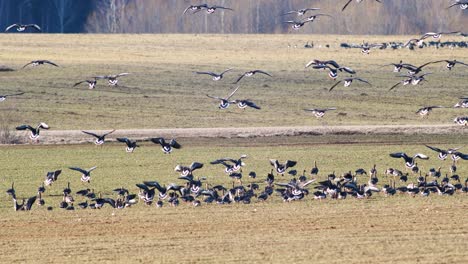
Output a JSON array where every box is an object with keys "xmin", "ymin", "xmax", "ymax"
[{"xmin": 14, "ymin": 124, "xmax": 467, "ymax": 145}]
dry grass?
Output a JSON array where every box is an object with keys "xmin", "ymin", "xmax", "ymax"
[{"xmin": 0, "ymin": 34, "xmax": 467, "ymax": 130}]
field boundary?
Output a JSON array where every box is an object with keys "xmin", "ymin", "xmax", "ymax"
[{"xmin": 9, "ymin": 124, "xmax": 467, "ymax": 145}]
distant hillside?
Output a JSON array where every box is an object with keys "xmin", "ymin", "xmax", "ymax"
[{"xmin": 1, "ymin": 0, "xmax": 466, "ymax": 34}]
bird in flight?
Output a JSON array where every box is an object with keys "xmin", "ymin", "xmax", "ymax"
[
  {"xmin": 5, "ymin": 23, "xmax": 41, "ymax": 32},
  {"xmin": 328, "ymin": 77, "xmax": 371, "ymax": 91},
  {"xmin": 233, "ymin": 70, "xmax": 272, "ymax": 84},
  {"xmin": 0, "ymin": 92, "xmax": 24, "ymax": 102},
  {"xmin": 22, "ymin": 60, "xmax": 59, "ymax": 68},
  {"xmin": 195, "ymin": 68, "xmax": 233, "ymax": 81},
  {"xmin": 281, "ymin": 8, "xmax": 320, "ymax": 16},
  {"xmin": 304, "ymin": 108, "xmax": 337, "ymax": 118},
  {"xmin": 207, "ymin": 86, "xmax": 240, "ymax": 109},
  {"xmin": 342, "ymin": 0, "xmax": 382, "ymax": 12}
]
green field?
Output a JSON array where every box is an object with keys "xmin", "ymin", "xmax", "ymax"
[
  {"xmin": 1, "ymin": 34, "xmax": 468, "ymax": 263},
  {"xmin": 0, "ymin": 34, "xmax": 467, "ymax": 130}
]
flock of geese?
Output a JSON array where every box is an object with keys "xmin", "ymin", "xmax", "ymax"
[{"xmin": 2, "ymin": 1, "xmax": 468, "ymax": 211}]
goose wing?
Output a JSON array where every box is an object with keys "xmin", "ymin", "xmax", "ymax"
[
  {"xmin": 26, "ymin": 24, "xmax": 41, "ymax": 31},
  {"xmin": 117, "ymin": 137, "xmax": 132, "ymax": 145},
  {"xmin": 233, "ymin": 73, "xmax": 246, "ymax": 84},
  {"xmin": 413, "ymin": 153, "xmax": 429, "ymax": 160},
  {"xmin": 22, "ymin": 61, "xmax": 35, "ymax": 68},
  {"xmin": 170, "ymin": 139, "xmax": 181, "ymax": 149},
  {"xmin": 25, "ymin": 196, "xmax": 37, "ymax": 210},
  {"xmin": 342, "ymin": 0, "xmax": 354, "ymax": 11},
  {"xmin": 82, "ymin": 130, "xmax": 99, "ymax": 138},
  {"xmin": 389, "ymin": 81, "xmax": 403, "ymax": 91},
  {"xmin": 116, "ymin": 73, "xmax": 130, "ymax": 77},
  {"xmin": 69, "ymin": 167, "xmax": 88, "ymax": 174},
  {"xmin": 425, "ymin": 145, "xmax": 447, "ymax": 154},
  {"xmin": 244, "ymin": 100, "xmax": 261, "ymax": 109},
  {"xmin": 195, "ymin": 71, "xmax": 216, "ymax": 76},
  {"xmin": 328, "ymin": 81, "xmax": 342, "ymax": 92},
  {"xmin": 3, "ymin": 92, "xmax": 25, "ymax": 97},
  {"xmin": 5, "ymin": 24, "xmax": 19, "ymax": 32},
  {"xmin": 226, "ymin": 86, "xmax": 240, "ymax": 100},
  {"xmin": 252, "ymin": 70, "xmax": 272, "ymax": 77},
  {"xmin": 354, "ymin": 78, "xmax": 371, "ymax": 85},
  {"xmin": 190, "ymin": 162, "xmax": 204, "ymax": 170},
  {"xmin": 103, "ymin": 129, "xmax": 116, "ymax": 136},
  {"xmin": 206, "ymin": 94, "xmax": 223, "ymax": 100},
  {"xmin": 43, "ymin": 60, "xmax": 59, "ymax": 67},
  {"xmin": 16, "ymin": 125, "xmax": 34, "ymax": 131}
]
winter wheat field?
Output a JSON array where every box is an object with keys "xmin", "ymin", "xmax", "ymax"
[{"xmin": 0, "ymin": 34, "xmax": 467, "ymax": 263}]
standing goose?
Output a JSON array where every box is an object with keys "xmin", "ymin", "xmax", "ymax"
[
  {"xmin": 234, "ymin": 70, "xmax": 272, "ymax": 84},
  {"xmin": 73, "ymin": 79, "xmax": 97, "ymax": 89},
  {"xmin": 150, "ymin": 138, "xmax": 181, "ymax": 154},
  {"xmin": 175, "ymin": 162, "xmax": 204, "ymax": 177},
  {"xmin": 342, "ymin": 0, "xmax": 382, "ymax": 11},
  {"xmin": 94, "ymin": 73, "xmax": 130, "ymax": 86},
  {"xmin": 281, "ymin": 8, "xmax": 320, "ymax": 16},
  {"xmin": 116, "ymin": 137, "xmax": 139, "ymax": 152},
  {"xmin": 304, "ymin": 107, "xmax": 337, "ymax": 118},
  {"xmin": 328, "ymin": 76, "xmax": 371, "ymax": 91},
  {"xmin": 69, "ymin": 166, "xmax": 97, "ymax": 183},
  {"xmin": 311, "ymin": 161, "xmax": 319, "ymax": 175},
  {"xmin": 0, "ymin": 92, "xmax": 24, "ymax": 102},
  {"xmin": 269, "ymin": 159, "xmax": 297, "ymax": 175},
  {"xmin": 207, "ymin": 86, "xmax": 240, "ymax": 109},
  {"xmin": 5, "ymin": 23, "xmax": 41, "ymax": 32},
  {"xmin": 82, "ymin": 130, "xmax": 115, "ymax": 145},
  {"xmin": 22, "ymin": 60, "xmax": 59, "ymax": 68},
  {"xmin": 195, "ymin": 68, "xmax": 233, "ymax": 81},
  {"xmin": 389, "ymin": 152, "xmax": 429, "ymax": 169},
  {"xmin": 16, "ymin": 122, "xmax": 49, "ymax": 142},
  {"xmin": 416, "ymin": 106, "xmax": 445, "ymax": 118}
]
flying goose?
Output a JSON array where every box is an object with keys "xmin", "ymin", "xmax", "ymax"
[
  {"xmin": 231, "ymin": 99, "xmax": 261, "ymax": 110},
  {"xmin": 447, "ymin": 0, "xmax": 468, "ymax": 9},
  {"xmin": 269, "ymin": 159, "xmax": 297, "ymax": 175},
  {"xmin": 389, "ymin": 152, "xmax": 429, "ymax": 169},
  {"xmin": 5, "ymin": 23, "xmax": 41, "ymax": 32},
  {"xmin": 453, "ymin": 116, "xmax": 468, "ymax": 126},
  {"xmin": 22, "ymin": 60, "xmax": 59, "ymax": 68},
  {"xmin": 328, "ymin": 76, "xmax": 371, "ymax": 91},
  {"xmin": 73, "ymin": 79, "xmax": 97, "ymax": 89},
  {"xmin": 454, "ymin": 97, "xmax": 468, "ymax": 108},
  {"xmin": 211, "ymin": 155, "xmax": 247, "ymax": 173},
  {"xmin": 233, "ymin": 70, "xmax": 272, "ymax": 84},
  {"xmin": 342, "ymin": 0, "xmax": 382, "ymax": 11},
  {"xmin": 425, "ymin": 145, "xmax": 463, "ymax": 161},
  {"xmin": 305, "ymin": 59, "xmax": 341, "ymax": 69},
  {"xmin": 303, "ymin": 14, "xmax": 333, "ymax": 22},
  {"xmin": 430, "ymin": 60, "xmax": 468, "ymax": 70},
  {"xmin": 0, "ymin": 92, "xmax": 24, "ymax": 102},
  {"xmin": 311, "ymin": 65, "xmax": 356, "ymax": 80},
  {"xmin": 281, "ymin": 8, "xmax": 320, "ymax": 16},
  {"xmin": 380, "ymin": 60, "xmax": 417, "ymax": 73},
  {"xmin": 94, "ymin": 73, "xmax": 130, "ymax": 86},
  {"xmin": 353, "ymin": 42, "xmax": 384, "ymax": 54},
  {"xmin": 116, "ymin": 137, "xmax": 139, "ymax": 152},
  {"xmin": 206, "ymin": 86, "xmax": 240, "ymax": 109},
  {"xmin": 416, "ymin": 106, "xmax": 445, "ymax": 118},
  {"xmin": 16, "ymin": 122, "xmax": 49, "ymax": 141},
  {"xmin": 195, "ymin": 68, "xmax": 233, "ymax": 81},
  {"xmin": 304, "ymin": 107, "xmax": 337, "ymax": 118},
  {"xmin": 69, "ymin": 166, "xmax": 97, "ymax": 183},
  {"xmin": 175, "ymin": 162, "xmax": 204, "ymax": 177},
  {"xmin": 183, "ymin": 4, "xmax": 208, "ymax": 14},
  {"xmin": 13, "ymin": 196, "xmax": 37, "ymax": 211},
  {"xmin": 44, "ymin": 170, "xmax": 62, "ymax": 186},
  {"xmin": 203, "ymin": 5, "xmax": 234, "ymax": 14},
  {"xmin": 404, "ymin": 31, "xmax": 461, "ymax": 47},
  {"xmin": 82, "ymin": 130, "xmax": 115, "ymax": 145},
  {"xmin": 389, "ymin": 73, "xmax": 431, "ymax": 91},
  {"xmin": 283, "ymin": 20, "xmax": 313, "ymax": 30},
  {"xmin": 150, "ymin": 138, "xmax": 181, "ymax": 154}
]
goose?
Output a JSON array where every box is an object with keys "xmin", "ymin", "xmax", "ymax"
[
  {"xmin": 195, "ymin": 68, "xmax": 233, "ymax": 81},
  {"xmin": 269, "ymin": 159, "xmax": 297, "ymax": 175},
  {"xmin": 116, "ymin": 137, "xmax": 139, "ymax": 152},
  {"xmin": 450, "ymin": 151, "xmax": 468, "ymax": 162},
  {"xmin": 416, "ymin": 106, "xmax": 445, "ymax": 118},
  {"xmin": 73, "ymin": 79, "xmax": 97, "ymax": 89},
  {"xmin": 231, "ymin": 99, "xmax": 261, "ymax": 110},
  {"xmin": 44, "ymin": 170, "xmax": 62, "ymax": 186},
  {"xmin": 13, "ymin": 196, "xmax": 37, "ymax": 211},
  {"xmin": 283, "ymin": 20, "xmax": 313, "ymax": 30},
  {"xmin": 69, "ymin": 166, "xmax": 97, "ymax": 183},
  {"xmin": 328, "ymin": 77, "xmax": 371, "ymax": 91},
  {"xmin": 453, "ymin": 116, "xmax": 468, "ymax": 126},
  {"xmin": 211, "ymin": 155, "xmax": 247, "ymax": 173},
  {"xmin": 429, "ymin": 59, "xmax": 468, "ymax": 70},
  {"xmin": 94, "ymin": 73, "xmax": 130, "ymax": 86},
  {"xmin": 303, "ymin": 14, "xmax": 333, "ymax": 22},
  {"xmin": 82, "ymin": 130, "xmax": 115, "ymax": 145},
  {"xmin": 175, "ymin": 162, "xmax": 204, "ymax": 177},
  {"xmin": 206, "ymin": 86, "xmax": 240, "ymax": 109},
  {"xmin": 22, "ymin": 60, "xmax": 59, "ymax": 68},
  {"xmin": 233, "ymin": 70, "xmax": 272, "ymax": 84},
  {"xmin": 150, "ymin": 138, "xmax": 181, "ymax": 154},
  {"xmin": 380, "ymin": 60, "xmax": 417, "ymax": 73},
  {"xmin": 5, "ymin": 23, "xmax": 41, "ymax": 32},
  {"xmin": 16, "ymin": 122, "xmax": 49, "ymax": 142},
  {"xmin": 447, "ymin": 0, "xmax": 468, "ymax": 9},
  {"xmin": 425, "ymin": 145, "xmax": 463, "ymax": 161},
  {"xmin": 342, "ymin": 0, "xmax": 382, "ymax": 11},
  {"xmin": 311, "ymin": 65, "xmax": 356, "ymax": 80},
  {"xmin": 136, "ymin": 183, "xmax": 156, "ymax": 205},
  {"xmin": 389, "ymin": 73, "xmax": 431, "ymax": 91},
  {"xmin": 404, "ymin": 31, "xmax": 461, "ymax": 47},
  {"xmin": 389, "ymin": 152, "xmax": 429, "ymax": 169},
  {"xmin": 0, "ymin": 92, "xmax": 24, "ymax": 102},
  {"xmin": 281, "ymin": 8, "xmax": 320, "ymax": 16},
  {"xmin": 183, "ymin": 4, "xmax": 209, "ymax": 14},
  {"xmin": 311, "ymin": 161, "xmax": 319, "ymax": 175},
  {"xmin": 6, "ymin": 182, "xmax": 15, "ymax": 197},
  {"xmin": 454, "ymin": 97, "xmax": 468, "ymax": 108},
  {"xmin": 400, "ymin": 61, "xmax": 440, "ymax": 75},
  {"xmin": 352, "ymin": 42, "xmax": 384, "ymax": 54},
  {"xmin": 203, "ymin": 5, "xmax": 234, "ymax": 14},
  {"xmin": 304, "ymin": 107, "xmax": 337, "ymax": 118}
]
